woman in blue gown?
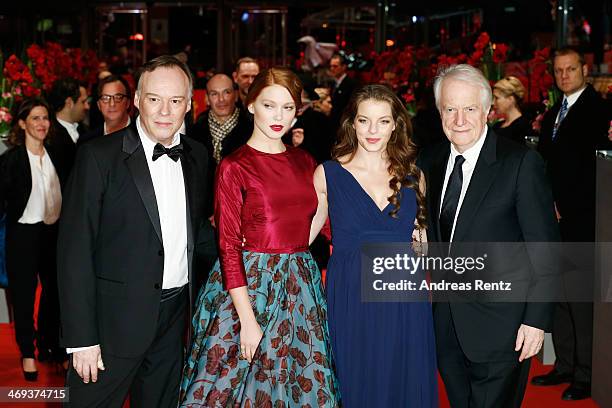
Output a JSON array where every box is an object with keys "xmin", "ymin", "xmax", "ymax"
[{"xmin": 310, "ymin": 84, "xmax": 438, "ymax": 407}]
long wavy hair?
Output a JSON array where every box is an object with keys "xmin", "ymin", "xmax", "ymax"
[{"xmin": 332, "ymin": 84, "xmax": 426, "ymax": 228}]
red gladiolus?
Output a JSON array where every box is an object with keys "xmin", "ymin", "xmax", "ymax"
[
  {"xmin": 493, "ymin": 43, "xmax": 509, "ymax": 64},
  {"xmin": 401, "ymin": 90, "xmax": 415, "ymax": 104},
  {"xmin": 474, "ymin": 32, "xmax": 490, "ymax": 51}
]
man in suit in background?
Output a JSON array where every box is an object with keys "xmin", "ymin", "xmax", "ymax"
[
  {"xmin": 418, "ymin": 64, "xmax": 559, "ymax": 407},
  {"xmin": 329, "ymin": 53, "xmax": 356, "ymax": 131},
  {"xmin": 47, "ymin": 78, "xmax": 90, "ymax": 171},
  {"xmin": 191, "ymin": 74, "xmax": 251, "ymax": 167},
  {"xmin": 533, "ymin": 47, "xmax": 612, "ymax": 401},
  {"xmin": 232, "ymin": 57, "xmax": 259, "ymax": 109},
  {"xmin": 189, "ymin": 73, "xmax": 249, "ymax": 286},
  {"xmin": 58, "ymin": 55, "xmax": 209, "ymax": 407},
  {"xmin": 79, "ymin": 74, "xmax": 132, "ymax": 145}
]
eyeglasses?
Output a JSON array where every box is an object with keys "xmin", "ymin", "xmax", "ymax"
[{"xmin": 99, "ymin": 94, "xmax": 128, "ymax": 104}]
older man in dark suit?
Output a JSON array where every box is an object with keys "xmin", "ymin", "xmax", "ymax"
[
  {"xmin": 533, "ymin": 47, "xmax": 612, "ymax": 401},
  {"xmin": 58, "ymin": 55, "xmax": 210, "ymax": 407},
  {"xmin": 418, "ymin": 64, "xmax": 560, "ymax": 408}
]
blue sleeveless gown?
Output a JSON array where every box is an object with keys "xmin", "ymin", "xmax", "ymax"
[{"xmin": 323, "ymin": 160, "xmax": 438, "ymax": 407}]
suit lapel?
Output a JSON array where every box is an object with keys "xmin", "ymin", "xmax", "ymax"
[
  {"xmin": 122, "ymin": 126, "xmax": 163, "ymax": 245},
  {"xmin": 453, "ymin": 129, "xmax": 500, "ymax": 242},
  {"xmin": 555, "ymin": 85, "xmax": 592, "ymax": 141},
  {"xmin": 180, "ymin": 136, "xmax": 196, "ymax": 256},
  {"xmin": 429, "ymin": 145, "xmax": 450, "ymax": 242},
  {"xmin": 17, "ymin": 146, "xmax": 33, "ymax": 201}
]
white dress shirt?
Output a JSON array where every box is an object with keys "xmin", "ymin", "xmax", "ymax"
[
  {"xmin": 335, "ymin": 73, "xmax": 347, "ymax": 89},
  {"xmin": 67, "ymin": 118, "xmax": 189, "ymax": 354},
  {"xmin": 103, "ymin": 116, "xmax": 131, "ymax": 135},
  {"xmin": 439, "ymin": 126, "xmax": 488, "ymax": 242},
  {"xmin": 57, "ymin": 118, "xmax": 80, "ymax": 144},
  {"xmin": 137, "ymin": 117, "xmax": 189, "ymax": 289},
  {"xmin": 556, "ymin": 86, "xmax": 587, "ymax": 124},
  {"xmin": 18, "ymin": 148, "xmax": 62, "ymax": 225}
]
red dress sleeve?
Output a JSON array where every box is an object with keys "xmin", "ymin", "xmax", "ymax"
[{"xmin": 214, "ymin": 159, "xmax": 247, "ymax": 290}]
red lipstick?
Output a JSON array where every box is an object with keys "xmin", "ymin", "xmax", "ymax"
[{"xmin": 270, "ymin": 125, "xmax": 284, "ymax": 132}]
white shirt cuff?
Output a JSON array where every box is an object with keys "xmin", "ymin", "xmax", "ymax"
[{"xmin": 66, "ymin": 345, "xmax": 99, "ymax": 354}]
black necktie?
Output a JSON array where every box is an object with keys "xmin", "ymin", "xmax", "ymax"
[
  {"xmin": 152, "ymin": 143, "xmax": 183, "ymax": 162},
  {"xmin": 440, "ymin": 155, "xmax": 465, "ymax": 243}
]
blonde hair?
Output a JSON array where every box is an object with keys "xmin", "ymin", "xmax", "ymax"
[{"xmin": 493, "ymin": 76, "xmax": 526, "ymax": 109}]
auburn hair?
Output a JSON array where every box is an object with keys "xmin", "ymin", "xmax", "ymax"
[{"xmin": 245, "ymin": 67, "xmax": 303, "ymax": 109}]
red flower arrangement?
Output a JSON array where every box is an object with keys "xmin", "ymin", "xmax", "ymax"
[
  {"xmin": 525, "ymin": 46, "xmax": 560, "ymax": 134},
  {"xmin": 527, "ymin": 47, "xmax": 556, "ymax": 105},
  {"xmin": 1, "ymin": 42, "xmax": 100, "ymax": 138},
  {"xmin": 27, "ymin": 42, "xmax": 99, "ymax": 91},
  {"xmin": 434, "ymin": 32, "xmax": 509, "ymax": 83},
  {"xmin": 0, "ymin": 53, "xmax": 41, "ymax": 135}
]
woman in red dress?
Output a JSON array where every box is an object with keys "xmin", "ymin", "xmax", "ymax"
[{"xmin": 180, "ymin": 68, "xmax": 339, "ymax": 407}]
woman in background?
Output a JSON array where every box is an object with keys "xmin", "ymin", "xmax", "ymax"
[
  {"xmin": 0, "ymin": 98, "xmax": 66, "ymax": 380},
  {"xmin": 492, "ymin": 76, "xmax": 531, "ymax": 144}
]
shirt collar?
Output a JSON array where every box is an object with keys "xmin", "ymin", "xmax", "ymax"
[
  {"xmin": 136, "ymin": 116, "xmax": 181, "ymax": 160},
  {"xmin": 335, "ymin": 73, "xmax": 347, "ymax": 86},
  {"xmin": 563, "ymin": 85, "xmax": 587, "ymax": 109},
  {"xmin": 449, "ymin": 125, "xmax": 488, "ymax": 167},
  {"xmin": 57, "ymin": 118, "xmax": 78, "ymax": 131},
  {"xmin": 103, "ymin": 116, "xmax": 131, "ymax": 135}
]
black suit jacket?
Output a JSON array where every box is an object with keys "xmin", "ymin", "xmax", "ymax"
[
  {"xmin": 418, "ymin": 129, "xmax": 560, "ymax": 362},
  {"xmin": 77, "ymin": 126, "xmax": 104, "ymax": 147},
  {"xmin": 0, "ymin": 144, "xmax": 68, "ymax": 225},
  {"xmin": 330, "ymin": 75, "xmax": 357, "ymax": 126},
  {"xmin": 49, "ymin": 119, "xmax": 87, "ymax": 173},
  {"xmin": 537, "ymin": 85, "xmax": 612, "ymax": 237},
  {"xmin": 282, "ymin": 107, "xmax": 333, "ymax": 163},
  {"xmin": 57, "ymin": 124, "xmax": 209, "ymax": 357}
]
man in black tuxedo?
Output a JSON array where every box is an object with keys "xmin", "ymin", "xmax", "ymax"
[
  {"xmin": 533, "ymin": 47, "xmax": 612, "ymax": 400},
  {"xmin": 79, "ymin": 74, "xmax": 132, "ymax": 146},
  {"xmin": 418, "ymin": 64, "xmax": 559, "ymax": 407},
  {"xmin": 329, "ymin": 54, "xmax": 356, "ymax": 131},
  {"xmin": 57, "ymin": 55, "xmax": 210, "ymax": 407},
  {"xmin": 47, "ymin": 78, "xmax": 90, "ymax": 171}
]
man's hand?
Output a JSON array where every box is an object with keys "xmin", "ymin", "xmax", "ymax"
[
  {"xmin": 515, "ymin": 324, "xmax": 544, "ymax": 362},
  {"xmin": 554, "ymin": 202, "xmax": 561, "ymax": 222},
  {"xmin": 72, "ymin": 346, "xmax": 105, "ymax": 383},
  {"xmin": 291, "ymin": 128, "xmax": 305, "ymax": 147}
]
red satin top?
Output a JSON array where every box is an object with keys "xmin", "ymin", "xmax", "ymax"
[{"xmin": 214, "ymin": 144, "xmax": 318, "ymax": 290}]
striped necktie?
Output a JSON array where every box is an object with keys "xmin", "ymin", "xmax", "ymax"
[{"xmin": 552, "ymin": 98, "xmax": 568, "ymax": 140}]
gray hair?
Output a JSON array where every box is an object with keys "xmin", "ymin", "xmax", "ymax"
[
  {"xmin": 136, "ymin": 55, "xmax": 193, "ymax": 98},
  {"xmin": 433, "ymin": 64, "xmax": 492, "ymax": 112}
]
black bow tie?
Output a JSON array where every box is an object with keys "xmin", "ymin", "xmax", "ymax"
[{"xmin": 152, "ymin": 143, "xmax": 183, "ymax": 162}]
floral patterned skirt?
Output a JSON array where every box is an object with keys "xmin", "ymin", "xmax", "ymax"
[{"xmin": 180, "ymin": 251, "xmax": 340, "ymax": 408}]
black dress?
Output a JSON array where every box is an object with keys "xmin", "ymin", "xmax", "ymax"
[{"xmin": 493, "ymin": 115, "xmax": 532, "ymax": 145}]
